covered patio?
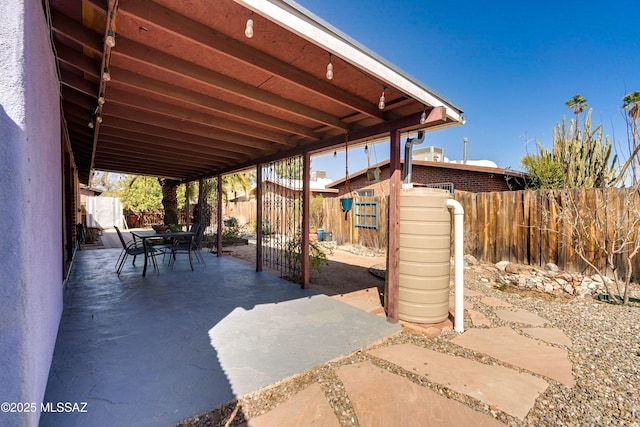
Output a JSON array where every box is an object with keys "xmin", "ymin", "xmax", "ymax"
[
  {"xmin": 51, "ymin": 0, "xmax": 464, "ymax": 316},
  {"xmin": 1, "ymin": 0, "xmax": 463, "ymax": 425},
  {"xmin": 41, "ymin": 248, "xmax": 399, "ymax": 426}
]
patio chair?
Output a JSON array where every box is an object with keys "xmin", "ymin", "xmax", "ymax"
[
  {"xmin": 114, "ymin": 226, "xmax": 158, "ymax": 274},
  {"xmin": 191, "ymin": 223, "xmax": 207, "ymax": 266},
  {"xmin": 156, "ymin": 224, "xmax": 198, "ymax": 264},
  {"xmin": 75, "ymin": 223, "xmax": 85, "ymax": 250},
  {"xmin": 167, "ymin": 232, "xmax": 195, "ymax": 271}
]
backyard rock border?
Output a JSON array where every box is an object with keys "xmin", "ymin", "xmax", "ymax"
[
  {"xmin": 473, "ymin": 256, "xmax": 617, "ymax": 299},
  {"xmin": 371, "ymin": 253, "xmax": 626, "ymax": 300}
]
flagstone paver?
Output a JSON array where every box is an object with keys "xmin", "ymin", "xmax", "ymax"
[
  {"xmin": 369, "ymin": 343, "xmax": 548, "ymax": 420},
  {"xmin": 495, "ymin": 308, "xmax": 548, "ymax": 326},
  {"xmin": 479, "ymin": 296, "xmax": 513, "ymax": 308},
  {"xmin": 336, "ymin": 361, "xmax": 505, "ymax": 427},
  {"xmin": 464, "ymin": 288, "xmax": 483, "ymax": 297},
  {"xmin": 244, "ymin": 383, "xmax": 340, "ymax": 427},
  {"xmin": 522, "ymin": 327, "xmax": 573, "ymax": 347},
  {"xmin": 449, "ymin": 295, "xmax": 474, "ymax": 310},
  {"xmin": 468, "ymin": 309, "xmax": 492, "ymax": 327},
  {"xmin": 452, "ymin": 326, "xmax": 575, "ymax": 387}
]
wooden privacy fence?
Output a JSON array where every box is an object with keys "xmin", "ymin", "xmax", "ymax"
[
  {"xmin": 219, "ymin": 197, "xmax": 390, "ymax": 250},
  {"xmin": 223, "ymin": 201, "xmax": 257, "ymax": 226},
  {"xmin": 322, "ymin": 197, "xmax": 389, "ymax": 249},
  {"xmin": 454, "ymin": 188, "xmax": 640, "ymax": 279},
  {"xmin": 138, "ymin": 188, "xmax": 640, "ymax": 278}
]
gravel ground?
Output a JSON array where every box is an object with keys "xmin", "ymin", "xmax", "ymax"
[{"xmin": 175, "ymin": 255, "xmax": 640, "ymax": 427}]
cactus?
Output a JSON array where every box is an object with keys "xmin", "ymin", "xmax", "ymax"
[{"xmin": 551, "ymin": 109, "xmax": 617, "ymax": 188}]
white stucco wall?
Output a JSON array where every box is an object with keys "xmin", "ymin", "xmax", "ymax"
[{"xmin": 0, "ymin": 0, "xmax": 63, "ymax": 426}]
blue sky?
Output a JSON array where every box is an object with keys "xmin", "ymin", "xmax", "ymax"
[{"xmin": 298, "ymin": 0, "xmax": 640, "ymax": 181}]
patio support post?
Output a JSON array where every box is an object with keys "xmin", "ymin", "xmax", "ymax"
[
  {"xmin": 387, "ymin": 128, "xmax": 401, "ymax": 323},
  {"xmin": 197, "ymin": 179, "xmax": 205, "ymax": 226},
  {"xmin": 256, "ymin": 164, "xmax": 263, "ymax": 272},
  {"xmin": 301, "ymin": 152, "xmax": 311, "ymax": 288},
  {"xmin": 185, "ymin": 181, "xmax": 191, "ymax": 229},
  {"xmin": 216, "ymin": 174, "xmax": 223, "ymax": 257}
]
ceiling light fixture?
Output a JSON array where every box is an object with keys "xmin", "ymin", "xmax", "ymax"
[
  {"xmin": 245, "ymin": 14, "xmax": 254, "ymax": 38},
  {"xmin": 106, "ymin": 28, "xmax": 116, "ymax": 48},
  {"xmin": 102, "ymin": 67, "xmax": 111, "ymax": 82},
  {"xmin": 420, "ymin": 107, "xmax": 427, "ymax": 124},
  {"xmin": 378, "ymin": 86, "xmax": 386, "ymax": 110},
  {"xmin": 326, "ymin": 53, "xmax": 334, "ymax": 80}
]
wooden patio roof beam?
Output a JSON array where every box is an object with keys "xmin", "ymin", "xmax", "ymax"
[
  {"xmin": 95, "ymin": 146, "xmax": 223, "ymax": 173},
  {"xmin": 61, "ymin": 86, "xmax": 96, "ymax": 111},
  {"xmin": 109, "ymin": 67, "xmax": 319, "ymax": 141},
  {"xmin": 238, "ymin": 0, "xmax": 463, "ymax": 122},
  {"xmin": 118, "ymin": 0, "xmax": 386, "ymax": 121},
  {"xmin": 55, "ymin": 43, "xmax": 100, "ymax": 79},
  {"xmin": 98, "ymin": 136, "xmax": 229, "ymax": 166},
  {"xmin": 91, "ymin": 160, "xmax": 188, "ymax": 180},
  {"xmin": 113, "ymin": 38, "xmax": 348, "ymax": 132},
  {"xmin": 93, "ymin": 152, "xmax": 208, "ymax": 174},
  {"xmin": 100, "ymin": 104, "xmax": 277, "ymax": 151},
  {"xmin": 50, "ymin": 8, "xmax": 103, "ymax": 55},
  {"xmin": 97, "ymin": 127, "xmax": 241, "ymax": 162},
  {"xmin": 59, "ymin": 69, "xmax": 98, "ymax": 98},
  {"xmin": 62, "ymin": 101, "xmax": 93, "ymax": 123},
  {"xmin": 209, "ymin": 107, "xmax": 448, "ymax": 178},
  {"xmin": 105, "ymin": 87, "xmax": 296, "ymax": 148}
]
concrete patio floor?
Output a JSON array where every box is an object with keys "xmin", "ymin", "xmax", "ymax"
[
  {"xmin": 41, "ymin": 246, "xmax": 400, "ymax": 427},
  {"xmin": 41, "ymin": 229, "xmax": 578, "ymax": 426}
]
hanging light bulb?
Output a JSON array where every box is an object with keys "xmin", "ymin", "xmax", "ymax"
[
  {"xmin": 102, "ymin": 67, "xmax": 111, "ymax": 82},
  {"xmin": 333, "ymin": 150, "xmax": 337, "ymax": 158},
  {"xmin": 106, "ymin": 28, "xmax": 116, "ymax": 48},
  {"xmin": 378, "ymin": 87, "xmax": 386, "ymax": 110},
  {"xmin": 364, "ymin": 144, "xmax": 368, "ymax": 153},
  {"xmin": 88, "ymin": 120, "xmax": 94, "ymax": 129},
  {"xmin": 96, "ymin": 114, "xmax": 102, "ymax": 124},
  {"xmin": 326, "ymin": 53, "xmax": 333, "ymax": 80},
  {"xmin": 98, "ymin": 93, "xmax": 105, "ymax": 105},
  {"xmin": 245, "ymin": 16, "xmax": 254, "ymax": 38},
  {"xmin": 420, "ymin": 108, "xmax": 427, "ymax": 124}
]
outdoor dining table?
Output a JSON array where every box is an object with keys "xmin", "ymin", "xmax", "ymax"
[{"xmin": 129, "ymin": 230, "xmax": 195, "ymax": 277}]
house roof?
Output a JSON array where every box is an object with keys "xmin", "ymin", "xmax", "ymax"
[
  {"xmin": 250, "ymin": 178, "xmax": 339, "ymax": 194},
  {"xmin": 326, "ymin": 158, "xmax": 528, "ymax": 188},
  {"xmin": 48, "ymin": 0, "xmax": 463, "ymax": 184}
]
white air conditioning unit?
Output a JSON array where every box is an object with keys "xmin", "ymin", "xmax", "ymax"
[{"xmin": 414, "ymin": 146, "xmax": 444, "ymax": 162}]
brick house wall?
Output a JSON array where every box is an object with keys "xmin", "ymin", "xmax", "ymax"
[{"xmin": 327, "ymin": 160, "xmax": 526, "ymax": 196}]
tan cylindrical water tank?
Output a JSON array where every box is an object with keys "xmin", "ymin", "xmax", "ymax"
[{"xmin": 399, "ymin": 187, "xmax": 451, "ymax": 323}]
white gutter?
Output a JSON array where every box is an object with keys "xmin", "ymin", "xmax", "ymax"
[
  {"xmin": 234, "ymin": 0, "xmax": 463, "ymax": 123},
  {"xmin": 446, "ymin": 198, "xmax": 464, "ymax": 333}
]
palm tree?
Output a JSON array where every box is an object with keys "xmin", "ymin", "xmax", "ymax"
[
  {"xmin": 623, "ymin": 91, "xmax": 640, "ymax": 184},
  {"xmin": 565, "ymin": 94, "xmax": 588, "ymax": 135},
  {"xmin": 623, "ymin": 91, "xmax": 640, "ymax": 122},
  {"xmin": 158, "ymin": 178, "xmax": 180, "ymax": 225},
  {"xmin": 222, "ymin": 171, "xmax": 254, "ymax": 202}
]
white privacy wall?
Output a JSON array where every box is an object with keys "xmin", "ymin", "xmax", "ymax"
[
  {"xmin": 0, "ymin": 0, "xmax": 63, "ymax": 426},
  {"xmin": 86, "ymin": 196, "xmax": 125, "ymax": 229}
]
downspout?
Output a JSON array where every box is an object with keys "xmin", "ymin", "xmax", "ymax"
[
  {"xmin": 446, "ymin": 198, "xmax": 464, "ymax": 333},
  {"xmin": 402, "ymin": 131, "xmax": 425, "ymax": 184}
]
